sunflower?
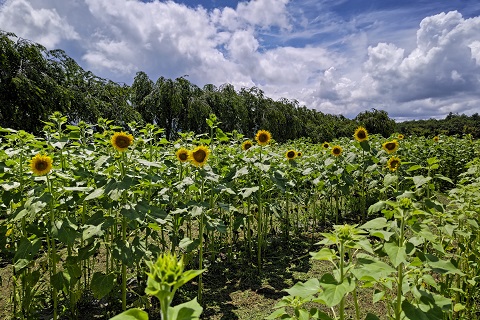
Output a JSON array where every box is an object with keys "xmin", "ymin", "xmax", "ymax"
[
  {"xmin": 242, "ymin": 140, "xmax": 253, "ymax": 151},
  {"xmin": 111, "ymin": 131, "xmax": 134, "ymax": 152},
  {"xmin": 189, "ymin": 145, "xmax": 210, "ymax": 167},
  {"xmin": 285, "ymin": 149, "xmax": 297, "ymax": 160},
  {"xmin": 255, "ymin": 130, "xmax": 272, "ymax": 146},
  {"xmin": 30, "ymin": 154, "xmax": 53, "ymax": 176},
  {"xmin": 398, "ymin": 134, "xmax": 404, "ymax": 140},
  {"xmin": 175, "ymin": 148, "xmax": 190, "ymax": 162},
  {"xmin": 296, "ymin": 151, "xmax": 302, "ymax": 157},
  {"xmin": 382, "ymin": 140, "xmax": 399, "ymax": 154},
  {"xmin": 322, "ymin": 142, "xmax": 330, "ymax": 149},
  {"xmin": 433, "ymin": 136, "xmax": 439, "ymax": 142},
  {"xmin": 354, "ymin": 127, "xmax": 368, "ymax": 142},
  {"xmin": 387, "ymin": 156, "xmax": 401, "ymax": 172},
  {"xmin": 331, "ymin": 145, "xmax": 343, "ymax": 157}
]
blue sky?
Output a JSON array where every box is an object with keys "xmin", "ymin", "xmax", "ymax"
[{"xmin": 1, "ymin": 0, "xmax": 480, "ymax": 121}]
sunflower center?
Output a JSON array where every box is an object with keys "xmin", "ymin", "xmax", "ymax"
[
  {"xmin": 35, "ymin": 161, "xmax": 47, "ymax": 171},
  {"xmin": 258, "ymin": 134, "xmax": 268, "ymax": 143},
  {"xmin": 193, "ymin": 149, "xmax": 207, "ymax": 162},
  {"xmin": 390, "ymin": 160, "xmax": 399, "ymax": 167},
  {"xmin": 287, "ymin": 151, "xmax": 295, "ymax": 158},
  {"xmin": 244, "ymin": 143, "xmax": 252, "ymax": 150},
  {"xmin": 179, "ymin": 152, "xmax": 188, "ymax": 161},
  {"xmin": 357, "ymin": 131, "xmax": 366, "ymax": 139},
  {"xmin": 333, "ymin": 148, "xmax": 341, "ymax": 155},
  {"xmin": 386, "ymin": 142, "xmax": 396, "ymax": 150},
  {"xmin": 115, "ymin": 136, "xmax": 131, "ymax": 149}
]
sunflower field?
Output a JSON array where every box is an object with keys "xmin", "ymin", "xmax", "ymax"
[{"xmin": 0, "ymin": 112, "xmax": 479, "ymax": 320}]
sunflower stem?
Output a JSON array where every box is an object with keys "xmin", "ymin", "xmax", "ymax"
[
  {"xmin": 257, "ymin": 146, "xmax": 263, "ymax": 271},
  {"xmin": 46, "ymin": 174, "xmax": 58, "ymax": 320}
]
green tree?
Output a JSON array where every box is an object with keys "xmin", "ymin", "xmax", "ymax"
[{"xmin": 355, "ymin": 108, "xmax": 395, "ymax": 137}]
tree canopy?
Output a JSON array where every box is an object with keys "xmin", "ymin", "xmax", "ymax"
[{"xmin": 1, "ymin": 30, "xmax": 479, "ymax": 140}]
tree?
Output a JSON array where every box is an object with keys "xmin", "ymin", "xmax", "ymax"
[{"xmin": 355, "ymin": 108, "xmax": 395, "ymax": 137}]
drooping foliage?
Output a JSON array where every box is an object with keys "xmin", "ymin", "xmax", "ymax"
[
  {"xmin": 0, "ymin": 31, "xmax": 142, "ymax": 134},
  {"xmin": 3, "ymin": 30, "xmax": 479, "ymax": 141}
]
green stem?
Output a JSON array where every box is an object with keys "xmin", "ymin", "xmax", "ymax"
[
  {"xmin": 122, "ymin": 215, "xmax": 127, "ymax": 311},
  {"xmin": 46, "ymin": 174, "xmax": 58, "ymax": 320},
  {"xmin": 257, "ymin": 147, "xmax": 263, "ymax": 271},
  {"xmin": 339, "ymin": 240, "xmax": 345, "ymax": 320},
  {"xmin": 395, "ymin": 215, "xmax": 406, "ymax": 320},
  {"xmin": 198, "ymin": 177, "xmax": 205, "ymax": 303}
]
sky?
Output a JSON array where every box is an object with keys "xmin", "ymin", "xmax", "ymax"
[{"xmin": 1, "ymin": 0, "xmax": 480, "ymax": 121}]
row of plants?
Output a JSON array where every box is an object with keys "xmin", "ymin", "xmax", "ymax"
[{"xmin": 0, "ymin": 112, "xmax": 477, "ymax": 319}]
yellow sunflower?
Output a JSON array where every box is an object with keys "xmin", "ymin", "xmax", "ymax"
[
  {"xmin": 255, "ymin": 130, "xmax": 272, "ymax": 146},
  {"xmin": 322, "ymin": 142, "xmax": 330, "ymax": 149},
  {"xmin": 189, "ymin": 145, "xmax": 210, "ymax": 167},
  {"xmin": 175, "ymin": 148, "xmax": 190, "ymax": 162},
  {"xmin": 398, "ymin": 134, "xmax": 404, "ymax": 140},
  {"xmin": 354, "ymin": 126, "xmax": 368, "ymax": 142},
  {"xmin": 242, "ymin": 140, "xmax": 253, "ymax": 151},
  {"xmin": 285, "ymin": 149, "xmax": 297, "ymax": 160},
  {"xmin": 111, "ymin": 131, "xmax": 134, "ymax": 152},
  {"xmin": 331, "ymin": 145, "xmax": 343, "ymax": 157},
  {"xmin": 296, "ymin": 151, "xmax": 302, "ymax": 157},
  {"xmin": 382, "ymin": 140, "xmax": 399, "ymax": 154},
  {"xmin": 387, "ymin": 156, "xmax": 401, "ymax": 172},
  {"xmin": 30, "ymin": 154, "xmax": 53, "ymax": 176},
  {"xmin": 433, "ymin": 136, "xmax": 439, "ymax": 142}
]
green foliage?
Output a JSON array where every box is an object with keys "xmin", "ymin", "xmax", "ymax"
[{"xmin": 111, "ymin": 253, "xmax": 204, "ymax": 320}]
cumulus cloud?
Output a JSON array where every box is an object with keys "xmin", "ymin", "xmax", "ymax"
[
  {"xmin": 0, "ymin": 0, "xmax": 479, "ymax": 120},
  {"xmin": 0, "ymin": 0, "xmax": 79, "ymax": 48},
  {"xmin": 361, "ymin": 11, "xmax": 480, "ymax": 106}
]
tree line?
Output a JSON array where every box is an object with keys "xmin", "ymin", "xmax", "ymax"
[{"xmin": 1, "ymin": 30, "xmax": 478, "ymax": 141}]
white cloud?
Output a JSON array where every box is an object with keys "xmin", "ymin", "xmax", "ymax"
[
  {"xmin": 0, "ymin": 0, "xmax": 79, "ymax": 48},
  {"xmin": 0, "ymin": 0, "xmax": 479, "ymax": 120},
  {"xmin": 343, "ymin": 11, "xmax": 480, "ymax": 118}
]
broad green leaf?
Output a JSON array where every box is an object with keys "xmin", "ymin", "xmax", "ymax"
[
  {"xmin": 384, "ymin": 242, "xmax": 407, "ymax": 267},
  {"xmin": 110, "ymin": 308, "xmax": 149, "ymax": 320},
  {"xmin": 91, "ymin": 272, "xmax": 115, "ymax": 300},
  {"xmin": 365, "ymin": 313, "xmax": 381, "ymax": 320},
  {"xmin": 14, "ymin": 237, "xmax": 41, "ymax": 272},
  {"xmin": 353, "ymin": 254, "xmax": 396, "ymax": 281},
  {"xmin": 407, "ymin": 165, "xmax": 423, "ymax": 172},
  {"xmin": 54, "ymin": 219, "xmax": 79, "ymax": 246},
  {"xmin": 13, "ymin": 198, "xmax": 47, "ymax": 221},
  {"xmin": 367, "ymin": 202, "xmax": 386, "ymax": 215},
  {"xmin": 425, "ymin": 254, "xmax": 464, "ymax": 275},
  {"xmin": 372, "ymin": 290, "xmax": 384, "ymax": 303},
  {"xmin": 360, "ymin": 217, "xmax": 388, "ymax": 230},
  {"xmin": 239, "ymin": 186, "xmax": 259, "ymax": 198},
  {"xmin": 138, "ymin": 159, "xmax": 162, "ymax": 168},
  {"xmin": 179, "ymin": 237, "xmax": 200, "ymax": 252},
  {"xmin": 383, "ymin": 174, "xmax": 397, "ymax": 187},
  {"xmin": 112, "ymin": 239, "xmax": 134, "ymax": 265},
  {"xmin": 412, "ymin": 176, "xmax": 432, "ymax": 188},
  {"xmin": 63, "ymin": 186, "xmax": 93, "ymax": 192},
  {"xmin": 265, "ymin": 307, "xmax": 289, "ymax": 319},
  {"xmin": 401, "ymin": 301, "xmax": 429, "ymax": 320},
  {"xmin": 176, "ymin": 269, "xmax": 205, "ymax": 289},
  {"xmin": 82, "ymin": 224, "xmax": 104, "ymax": 240},
  {"xmin": 95, "ymin": 155, "xmax": 110, "ymax": 171},
  {"xmin": 0, "ymin": 181, "xmax": 20, "ymax": 191},
  {"xmin": 284, "ymin": 278, "xmax": 320, "ymax": 298},
  {"xmin": 317, "ymin": 278, "xmax": 355, "ymax": 307},
  {"xmin": 310, "ymin": 248, "xmax": 337, "ymax": 262},
  {"xmin": 85, "ymin": 187, "xmax": 105, "ymax": 201},
  {"xmin": 453, "ymin": 303, "xmax": 465, "ymax": 312},
  {"xmin": 167, "ymin": 298, "xmax": 203, "ymax": 320}
]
